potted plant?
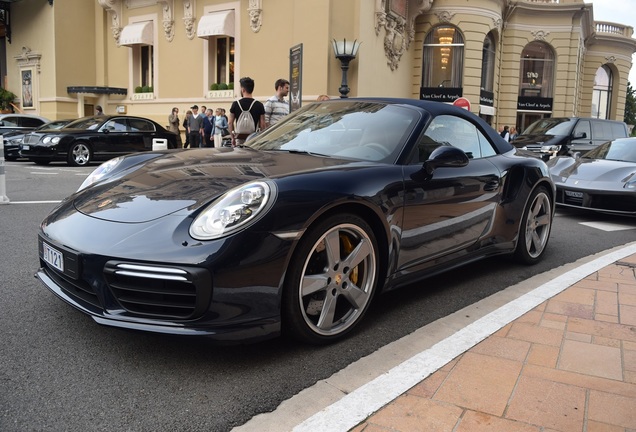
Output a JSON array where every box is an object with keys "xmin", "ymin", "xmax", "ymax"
[{"xmin": 0, "ymin": 88, "xmax": 17, "ymax": 112}]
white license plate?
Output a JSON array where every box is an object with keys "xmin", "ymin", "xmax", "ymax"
[
  {"xmin": 43, "ymin": 242, "xmax": 64, "ymax": 272},
  {"xmin": 21, "ymin": 145, "xmax": 30, "ymax": 150},
  {"xmin": 565, "ymin": 190, "xmax": 584, "ymax": 198}
]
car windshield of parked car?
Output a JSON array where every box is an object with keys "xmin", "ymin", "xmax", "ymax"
[
  {"xmin": 583, "ymin": 138, "xmax": 636, "ymax": 162},
  {"xmin": 248, "ymin": 101, "xmax": 419, "ymax": 162},
  {"xmin": 523, "ymin": 118, "xmax": 575, "ymax": 136},
  {"xmin": 65, "ymin": 117, "xmax": 104, "ymax": 130}
]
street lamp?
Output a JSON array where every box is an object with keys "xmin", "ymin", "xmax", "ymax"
[{"xmin": 332, "ymin": 38, "xmax": 361, "ymax": 98}]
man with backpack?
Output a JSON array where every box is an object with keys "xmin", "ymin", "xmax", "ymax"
[{"xmin": 228, "ymin": 77, "xmax": 265, "ymax": 147}]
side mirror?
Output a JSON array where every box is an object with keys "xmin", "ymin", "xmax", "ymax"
[
  {"xmin": 573, "ymin": 132, "xmax": 587, "ymax": 139},
  {"xmin": 423, "ymin": 146, "xmax": 470, "ymax": 175}
]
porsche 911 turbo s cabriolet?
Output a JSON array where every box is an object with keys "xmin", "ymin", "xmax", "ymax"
[
  {"xmin": 547, "ymin": 137, "xmax": 636, "ymax": 216},
  {"xmin": 20, "ymin": 115, "xmax": 178, "ymax": 166},
  {"xmin": 36, "ymin": 98, "xmax": 555, "ymax": 344}
]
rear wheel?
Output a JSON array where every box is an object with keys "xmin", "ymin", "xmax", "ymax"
[
  {"xmin": 514, "ymin": 186, "xmax": 552, "ymax": 264},
  {"xmin": 68, "ymin": 142, "xmax": 92, "ymax": 166},
  {"xmin": 283, "ymin": 214, "xmax": 379, "ymax": 344}
]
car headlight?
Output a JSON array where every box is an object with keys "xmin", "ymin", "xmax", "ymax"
[
  {"xmin": 77, "ymin": 157, "xmax": 124, "ymax": 191},
  {"xmin": 624, "ymin": 173, "xmax": 636, "ymax": 189},
  {"xmin": 541, "ymin": 145, "xmax": 560, "ymax": 152},
  {"xmin": 41, "ymin": 136, "xmax": 61, "ymax": 145},
  {"xmin": 190, "ymin": 181, "xmax": 275, "ymax": 240}
]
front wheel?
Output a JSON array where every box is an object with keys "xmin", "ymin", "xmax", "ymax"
[
  {"xmin": 283, "ymin": 214, "xmax": 379, "ymax": 344},
  {"xmin": 67, "ymin": 142, "xmax": 92, "ymax": 166},
  {"xmin": 514, "ymin": 186, "xmax": 552, "ymax": 264}
]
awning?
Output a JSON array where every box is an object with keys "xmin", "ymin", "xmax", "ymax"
[
  {"xmin": 197, "ymin": 10, "xmax": 235, "ymax": 38},
  {"xmin": 120, "ymin": 21, "xmax": 153, "ymax": 46}
]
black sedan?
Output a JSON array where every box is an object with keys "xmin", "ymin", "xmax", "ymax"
[
  {"xmin": 3, "ymin": 119, "xmax": 73, "ymax": 160},
  {"xmin": 547, "ymin": 137, "xmax": 636, "ymax": 215},
  {"xmin": 36, "ymin": 98, "xmax": 555, "ymax": 344},
  {"xmin": 20, "ymin": 115, "xmax": 178, "ymax": 166}
]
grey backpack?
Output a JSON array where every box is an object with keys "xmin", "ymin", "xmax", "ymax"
[{"xmin": 235, "ymin": 99, "xmax": 257, "ymax": 135}]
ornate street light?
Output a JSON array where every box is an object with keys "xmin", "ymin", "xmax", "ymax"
[{"xmin": 332, "ymin": 38, "xmax": 361, "ymax": 98}]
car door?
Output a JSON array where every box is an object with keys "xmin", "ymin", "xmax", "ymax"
[
  {"xmin": 127, "ymin": 118, "xmax": 158, "ymax": 152},
  {"xmin": 94, "ymin": 118, "xmax": 138, "ymax": 160},
  {"xmin": 398, "ymin": 114, "xmax": 502, "ymax": 272}
]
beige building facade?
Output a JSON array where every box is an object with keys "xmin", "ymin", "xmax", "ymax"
[{"xmin": 0, "ymin": 0, "xmax": 634, "ymax": 134}]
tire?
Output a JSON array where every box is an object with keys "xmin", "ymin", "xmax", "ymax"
[
  {"xmin": 514, "ymin": 186, "xmax": 552, "ymax": 264},
  {"xmin": 283, "ymin": 213, "xmax": 379, "ymax": 344},
  {"xmin": 67, "ymin": 142, "xmax": 92, "ymax": 166}
]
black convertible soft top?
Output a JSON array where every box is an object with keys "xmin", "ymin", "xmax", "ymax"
[{"xmin": 343, "ymin": 97, "xmax": 514, "ymax": 155}]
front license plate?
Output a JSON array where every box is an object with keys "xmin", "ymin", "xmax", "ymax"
[
  {"xmin": 21, "ymin": 145, "xmax": 30, "ymax": 151},
  {"xmin": 565, "ymin": 190, "xmax": 584, "ymax": 198},
  {"xmin": 43, "ymin": 242, "xmax": 64, "ymax": 272}
]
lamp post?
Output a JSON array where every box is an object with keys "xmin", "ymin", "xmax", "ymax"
[{"xmin": 332, "ymin": 38, "xmax": 361, "ymax": 98}]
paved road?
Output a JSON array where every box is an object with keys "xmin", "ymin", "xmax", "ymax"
[{"xmin": 1, "ymin": 161, "xmax": 635, "ymax": 432}]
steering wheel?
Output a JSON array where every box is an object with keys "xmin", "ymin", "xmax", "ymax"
[{"xmin": 363, "ymin": 142, "xmax": 391, "ymax": 157}]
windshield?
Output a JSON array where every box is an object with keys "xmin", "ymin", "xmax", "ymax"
[
  {"xmin": 583, "ymin": 138, "xmax": 636, "ymax": 162},
  {"xmin": 248, "ymin": 101, "xmax": 419, "ymax": 163},
  {"xmin": 65, "ymin": 117, "xmax": 105, "ymax": 130},
  {"xmin": 522, "ymin": 118, "xmax": 575, "ymax": 136}
]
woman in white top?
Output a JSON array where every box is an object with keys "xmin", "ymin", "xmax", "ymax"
[{"xmin": 213, "ymin": 108, "xmax": 229, "ymax": 148}]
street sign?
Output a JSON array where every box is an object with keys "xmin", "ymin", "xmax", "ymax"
[{"xmin": 453, "ymin": 97, "xmax": 471, "ymax": 110}]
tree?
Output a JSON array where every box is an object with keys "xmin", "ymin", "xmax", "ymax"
[{"xmin": 624, "ymin": 81, "xmax": 636, "ymax": 136}]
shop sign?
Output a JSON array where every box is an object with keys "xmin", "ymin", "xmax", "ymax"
[
  {"xmin": 517, "ymin": 96, "xmax": 553, "ymax": 111},
  {"xmin": 420, "ymin": 87, "xmax": 463, "ymax": 103}
]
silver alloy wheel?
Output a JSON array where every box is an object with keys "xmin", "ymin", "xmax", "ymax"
[
  {"xmin": 524, "ymin": 191, "xmax": 552, "ymax": 258},
  {"xmin": 71, "ymin": 143, "xmax": 90, "ymax": 166},
  {"xmin": 298, "ymin": 223, "xmax": 377, "ymax": 337}
]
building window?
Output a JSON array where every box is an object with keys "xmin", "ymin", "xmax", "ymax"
[
  {"xmin": 592, "ymin": 65, "xmax": 612, "ymax": 119},
  {"xmin": 138, "ymin": 45, "xmax": 154, "ymax": 89},
  {"xmin": 519, "ymin": 41, "xmax": 554, "ymax": 98},
  {"xmin": 480, "ymin": 33, "xmax": 496, "ymax": 93},
  {"xmin": 209, "ymin": 36, "xmax": 234, "ymax": 86},
  {"xmin": 422, "ymin": 26, "xmax": 464, "ymax": 88}
]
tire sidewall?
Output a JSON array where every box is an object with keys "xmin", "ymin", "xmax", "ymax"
[{"xmin": 68, "ymin": 141, "xmax": 91, "ymax": 167}]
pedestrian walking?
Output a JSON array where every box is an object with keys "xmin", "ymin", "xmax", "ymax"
[
  {"xmin": 168, "ymin": 107, "xmax": 183, "ymax": 148},
  {"xmin": 264, "ymin": 78, "xmax": 290, "ymax": 128},
  {"xmin": 213, "ymin": 108, "xmax": 228, "ymax": 148},
  {"xmin": 228, "ymin": 77, "xmax": 265, "ymax": 147},
  {"xmin": 187, "ymin": 105, "xmax": 203, "ymax": 148}
]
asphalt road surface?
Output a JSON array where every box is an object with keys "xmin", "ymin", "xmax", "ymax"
[{"xmin": 1, "ymin": 161, "xmax": 635, "ymax": 432}]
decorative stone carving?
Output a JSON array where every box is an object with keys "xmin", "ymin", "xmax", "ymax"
[
  {"xmin": 605, "ymin": 55, "xmax": 617, "ymax": 63},
  {"xmin": 531, "ymin": 29, "xmax": 550, "ymax": 41},
  {"xmin": 14, "ymin": 46, "xmax": 42, "ymax": 73},
  {"xmin": 493, "ymin": 18, "xmax": 502, "ymax": 30},
  {"xmin": 158, "ymin": 0, "xmax": 175, "ymax": 42},
  {"xmin": 183, "ymin": 0, "xmax": 195, "ymax": 40},
  {"xmin": 248, "ymin": 0, "xmax": 262, "ymax": 33},
  {"xmin": 375, "ymin": 0, "xmax": 433, "ymax": 71},
  {"xmin": 97, "ymin": 0, "xmax": 123, "ymax": 46},
  {"xmin": 435, "ymin": 10, "xmax": 455, "ymax": 24}
]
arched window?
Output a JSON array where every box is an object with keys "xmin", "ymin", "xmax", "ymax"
[
  {"xmin": 422, "ymin": 26, "xmax": 464, "ymax": 88},
  {"xmin": 480, "ymin": 33, "xmax": 496, "ymax": 93},
  {"xmin": 592, "ymin": 65, "xmax": 612, "ymax": 119},
  {"xmin": 519, "ymin": 41, "xmax": 554, "ymax": 98}
]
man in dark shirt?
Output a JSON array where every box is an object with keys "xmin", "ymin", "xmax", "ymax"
[{"xmin": 228, "ymin": 77, "xmax": 265, "ymax": 147}]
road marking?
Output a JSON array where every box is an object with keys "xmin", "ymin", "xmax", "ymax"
[
  {"xmin": 580, "ymin": 221, "xmax": 636, "ymax": 231},
  {"xmin": 29, "ymin": 172, "xmax": 58, "ymax": 175},
  {"xmin": 8, "ymin": 200, "xmax": 62, "ymax": 204}
]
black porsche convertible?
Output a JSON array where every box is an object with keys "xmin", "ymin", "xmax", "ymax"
[{"xmin": 36, "ymin": 98, "xmax": 555, "ymax": 344}]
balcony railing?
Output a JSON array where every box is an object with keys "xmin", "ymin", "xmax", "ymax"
[{"xmin": 596, "ymin": 21, "xmax": 633, "ymax": 38}]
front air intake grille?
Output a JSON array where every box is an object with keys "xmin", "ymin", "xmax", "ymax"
[{"xmin": 104, "ymin": 262, "xmax": 212, "ymax": 319}]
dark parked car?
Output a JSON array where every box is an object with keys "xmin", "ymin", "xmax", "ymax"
[
  {"xmin": 547, "ymin": 137, "xmax": 636, "ymax": 216},
  {"xmin": 36, "ymin": 98, "xmax": 555, "ymax": 344},
  {"xmin": 3, "ymin": 119, "xmax": 73, "ymax": 160},
  {"xmin": 512, "ymin": 117, "xmax": 629, "ymax": 160},
  {"xmin": 20, "ymin": 115, "xmax": 178, "ymax": 166},
  {"xmin": 0, "ymin": 113, "xmax": 50, "ymax": 159}
]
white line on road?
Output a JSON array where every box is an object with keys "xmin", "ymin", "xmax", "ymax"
[{"xmin": 8, "ymin": 200, "xmax": 62, "ymax": 204}]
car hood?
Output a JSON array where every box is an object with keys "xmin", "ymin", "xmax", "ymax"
[
  {"xmin": 549, "ymin": 157, "xmax": 636, "ymax": 185},
  {"xmin": 72, "ymin": 147, "xmax": 358, "ymax": 223}
]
